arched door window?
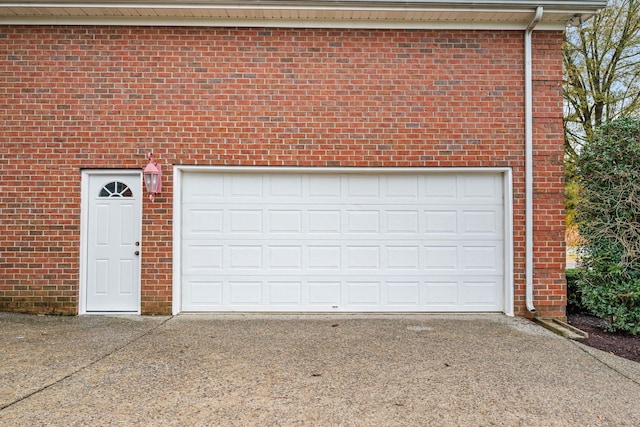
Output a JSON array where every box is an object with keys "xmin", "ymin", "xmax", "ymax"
[{"xmin": 98, "ymin": 181, "xmax": 133, "ymax": 198}]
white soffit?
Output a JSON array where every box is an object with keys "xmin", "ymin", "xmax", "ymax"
[{"xmin": 0, "ymin": 1, "xmax": 608, "ymax": 29}]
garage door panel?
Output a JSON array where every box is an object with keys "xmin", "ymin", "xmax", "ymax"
[
  {"xmin": 229, "ymin": 210, "xmax": 263, "ymax": 233},
  {"xmin": 425, "ymin": 208, "xmax": 503, "ymax": 238},
  {"xmin": 385, "ymin": 210, "xmax": 420, "ymax": 234},
  {"xmin": 462, "ymin": 246, "xmax": 499, "ymax": 271},
  {"xmin": 181, "ymin": 276, "xmax": 503, "ymax": 312},
  {"xmin": 346, "ymin": 246, "xmax": 380, "ymax": 269},
  {"xmin": 308, "ymin": 175, "xmax": 341, "ymax": 198},
  {"xmin": 462, "ymin": 280, "xmax": 502, "ymax": 307},
  {"xmin": 425, "ymin": 210, "xmax": 458, "ymax": 234},
  {"xmin": 461, "ymin": 174, "xmax": 501, "ymax": 200},
  {"xmin": 424, "ymin": 246, "xmax": 458, "ymax": 270},
  {"xmin": 230, "ymin": 174, "xmax": 264, "ymax": 197},
  {"xmin": 424, "ymin": 175, "xmax": 458, "ymax": 199},
  {"xmin": 386, "ymin": 246, "xmax": 420, "ymax": 270},
  {"xmin": 308, "ymin": 246, "xmax": 341, "ymax": 269},
  {"xmin": 268, "ymin": 175, "xmax": 303, "ymax": 197},
  {"xmin": 386, "ymin": 281, "xmax": 420, "ymax": 306},
  {"xmin": 461, "ymin": 210, "xmax": 501, "ymax": 235},
  {"xmin": 184, "ymin": 244, "xmax": 223, "ymax": 272},
  {"xmin": 346, "ymin": 175, "xmax": 380, "ymax": 198},
  {"xmin": 425, "ymin": 281, "xmax": 459, "ymax": 306},
  {"xmin": 182, "ymin": 173, "xmax": 224, "ymax": 202},
  {"xmin": 346, "ymin": 210, "xmax": 380, "ymax": 233},
  {"xmin": 186, "ymin": 209, "xmax": 224, "ymax": 235},
  {"xmin": 308, "ymin": 210, "xmax": 341, "ymax": 234},
  {"xmin": 346, "ymin": 281, "xmax": 381, "ymax": 305},
  {"xmin": 384, "ymin": 175, "xmax": 420, "ymax": 199},
  {"xmin": 308, "ymin": 281, "xmax": 341, "ymax": 305},
  {"xmin": 183, "ymin": 280, "xmax": 223, "ymax": 308},
  {"xmin": 181, "ymin": 171, "xmax": 505, "ymax": 312},
  {"xmin": 268, "ymin": 281, "xmax": 302, "ymax": 305},
  {"xmin": 267, "ymin": 246, "xmax": 303, "ymax": 270},
  {"xmin": 268, "ymin": 210, "xmax": 303, "ymax": 233},
  {"xmin": 229, "ymin": 281, "xmax": 263, "ymax": 305},
  {"xmin": 229, "ymin": 246, "xmax": 262, "ymax": 270}
]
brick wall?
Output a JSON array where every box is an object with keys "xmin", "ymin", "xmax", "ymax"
[
  {"xmin": 530, "ymin": 32, "xmax": 566, "ymax": 318},
  {"xmin": 0, "ymin": 26, "xmax": 565, "ymax": 317}
]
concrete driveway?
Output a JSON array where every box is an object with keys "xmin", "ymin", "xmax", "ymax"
[{"xmin": 1, "ymin": 313, "xmax": 639, "ymax": 426}]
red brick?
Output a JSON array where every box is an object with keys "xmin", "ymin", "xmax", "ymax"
[{"xmin": 0, "ymin": 27, "xmax": 565, "ymax": 318}]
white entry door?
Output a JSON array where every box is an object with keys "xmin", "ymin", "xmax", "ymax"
[{"xmin": 84, "ymin": 172, "xmax": 142, "ymax": 312}]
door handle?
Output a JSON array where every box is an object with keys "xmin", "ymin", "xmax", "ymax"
[{"xmin": 134, "ymin": 251, "xmax": 140, "ymax": 256}]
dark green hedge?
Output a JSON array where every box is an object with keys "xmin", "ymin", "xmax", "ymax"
[{"xmin": 574, "ymin": 118, "xmax": 640, "ymax": 334}]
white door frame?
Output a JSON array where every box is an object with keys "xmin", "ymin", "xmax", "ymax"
[
  {"xmin": 172, "ymin": 166, "xmax": 514, "ymax": 316},
  {"xmin": 79, "ymin": 169, "xmax": 143, "ymax": 314}
]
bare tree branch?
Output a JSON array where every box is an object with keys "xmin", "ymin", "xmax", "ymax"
[{"xmin": 564, "ymin": 0, "xmax": 640, "ymax": 164}]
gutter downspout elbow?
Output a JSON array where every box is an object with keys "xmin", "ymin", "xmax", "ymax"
[{"xmin": 525, "ymin": 6, "xmax": 543, "ymax": 314}]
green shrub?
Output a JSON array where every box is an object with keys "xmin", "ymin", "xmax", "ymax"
[
  {"xmin": 575, "ymin": 118, "xmax": 640, "ymax": 334},
  {"xmin": 566, "ymin": 269, "xmax": 585, "ymax": 314},
  {"xmin": 577, "ymin": 270, "xmax": 640, "ymax": 334}
]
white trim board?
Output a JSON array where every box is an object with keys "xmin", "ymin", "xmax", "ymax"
[
  {"xmin": 79, "ymin": 169, "xmax": 143, "ymax": 315},
  {"xmin": 172, "ymin": 166, "xmax": 514, "ymax": 315}
]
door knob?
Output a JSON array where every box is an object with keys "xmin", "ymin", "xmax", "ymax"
[{"xmin": 134, "ymin": 251, "xmax": 140, "ymax": 256}]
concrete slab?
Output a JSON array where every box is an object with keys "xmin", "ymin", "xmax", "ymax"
[
  {"xmin": 534, "ymin": 318, "xmax": 589, "ymax": 339},
  {"xmin": 1, "ymin": 313, "xmax": 639, "ymax": 426}
]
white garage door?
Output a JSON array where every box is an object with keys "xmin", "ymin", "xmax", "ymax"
[{"xmin": 180, "ymin": 170, "xmax": 504, "ymax": 312}]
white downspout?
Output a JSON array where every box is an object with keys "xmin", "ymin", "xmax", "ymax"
[{"xmin": 525, "ymin": 6, "xmax": 543, "ymax": 314}]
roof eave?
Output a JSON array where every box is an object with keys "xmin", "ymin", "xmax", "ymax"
[{"xmin": 0, "ymin": 1, "xmax": 609, "ymax": 29}]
